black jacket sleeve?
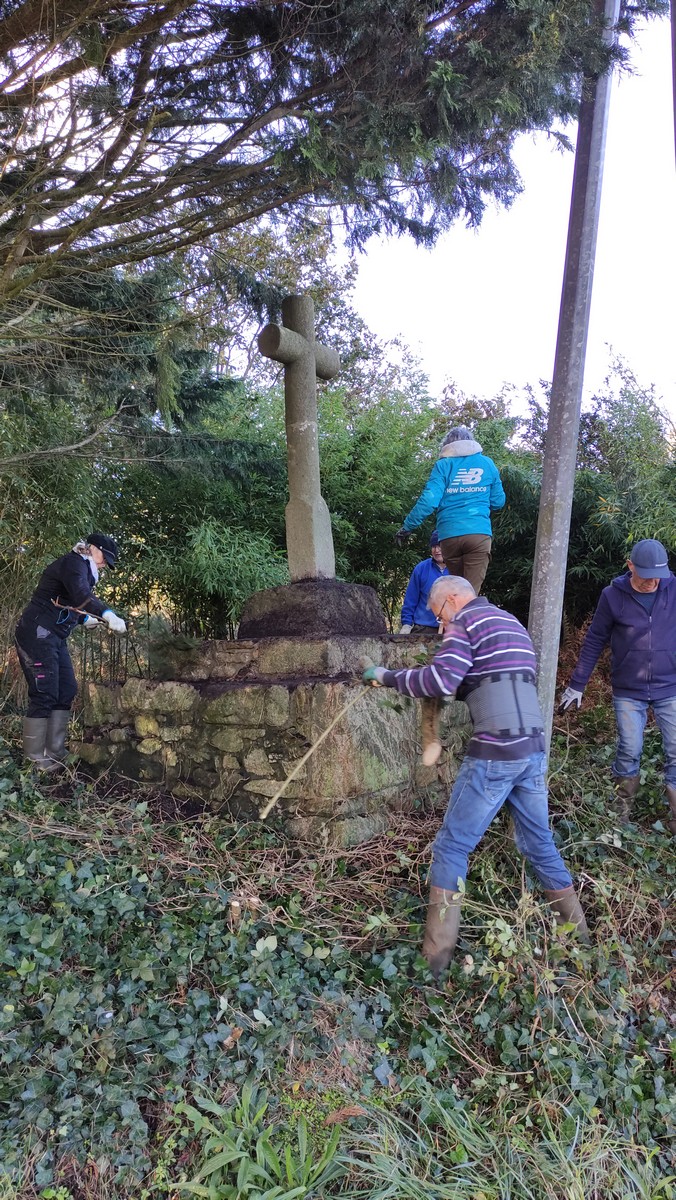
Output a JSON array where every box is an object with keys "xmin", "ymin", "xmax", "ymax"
[{"xmin": 60, "ymin": 555, "xmax": 108, "ymax": 617}]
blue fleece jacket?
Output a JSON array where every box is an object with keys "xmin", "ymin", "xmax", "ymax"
[
  {"xmin": 403, "ymin": 438, "xmax": 505, "ymax": 539},
  {"xmin": 570, "ymin": 572, "xmax": 676, "ymax": 701},
  {"xmin": 401, "ymin": 558, "xmax": 448, "ymax": 627}
]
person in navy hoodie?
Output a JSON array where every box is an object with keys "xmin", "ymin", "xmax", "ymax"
[
  {"xmin": 395, "ymin": 425, "xmax": 505, "ymax": 594},
  {"xmin": 15, "ymin": 534, "xmax": 126, "ymax": 771},
  {"xmin": 560, "ymin": 539, "xmax": 676, "ymax": 831},
  {"xmin": 399, "ymin": 530, "xmax": 448, "ymax": 636}
]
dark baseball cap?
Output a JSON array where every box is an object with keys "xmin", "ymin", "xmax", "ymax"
[
  {"xmin": 430, "ymin": 530, "xmax": 440, "ymax": 547},
  {"xmin": 87, "ymin": 532, "xmax": 119, "ymax": 568},
  {"xmin": 629, "ymin": 539, "xmax": 670, "ymax": 579}
]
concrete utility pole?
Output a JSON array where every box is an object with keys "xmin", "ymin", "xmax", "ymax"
[
  {"xmin": 671, "ymin": 0, "xmax": 676, "ymax": 165},
  {"xmin": 528, "ymin": 0, "xmax": 621, "ymax": 745}
]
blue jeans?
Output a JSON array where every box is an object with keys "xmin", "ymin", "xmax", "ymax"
[
  {"xmin": 612, "ymin": 695, "xmax": 676, "ymax": 785},
  {"xmin": 430, "ymin": 752, "xmax": 573, "ymax": 893}
]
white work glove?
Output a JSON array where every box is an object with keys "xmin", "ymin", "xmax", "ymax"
[
  {"xmin": 363, "ymin": 665, "xmax": 388, "ymax": 687},
  {"xmin": 559, "ymin": 687, "xmax": 583, "ymax": 713},
  {"xmin": 83, "ymin": 614, "xmax": 99, "ymax": 629},
  {"xmin": 102, "ymin": 609, "xmax": 127, "ymax": 634},
  {"xmin": 399, "ymin": 624, "xmax": 413, "ymax": 635}
]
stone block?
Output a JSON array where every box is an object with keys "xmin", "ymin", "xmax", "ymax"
[
  {"xmin": 208, "ymin": 728, "xmax": 244, "ymax": 753},
  {"xmin": 212, "ymin": 769, "xmax": 242, "ymax": 799},
  {"xmin": 72, "ymin": 740, "xmax": 113, "ymax": 766},
  {"xmin": 281, "ymin": 757, "xmax": 307, "ymax": 780},
  {"xmin": 108, "ymin": 727, "xmax": 132, "ymax": 745},
  {"xmin": 242, "ymin": 778, "xmax": 301, "ymax": 798},
  {"xmin": 255, "ymin": 640, "xmax": 340, "ymax": 678},
  {"xmin": 264, "ymin": 685, "xmax": 290, "ymax": 728},
  {"xmin": 331, "ymin": 813, "xmax": 392, "ymax": 847},
  {"xmin": 120, "ymin": 678, "xmax": 156, "ymax": 712},
  {"xmin": 159, "ymin": 724, "xmax": 194, "ymax": 743},
  {"xmin": 202, "ymin": 687, "xmax": 266, "ymax": 726},
  {"xmin": 138, "ymin": 737, "xmax": 163, "ymax": 755},
  {"xmin": 153, "ymin": 681, "xmax": 199, "ymax": 715},
  {"xmin": 121, "ymin": 678, "xmax": 198, "ymax": 716},
  {"xmin": 83, "ymin": 682, "xmax": 121, "ymax": 726},
  {"xmin": 135, "ymin": 714, "xmax": 160, "ymax": 738},
  {"xmin": 291, "ymin": 683, "xmax": 413, "ymax": 799},
  {"xmin": 286, "ymin": 812, "xmax": 391, "ymax": 848},
  {"xmin": 331, "ymin": 787, "xmax": 405, "ymax": 819},
  {"xmin": 210, "ymin": 643, "xmax": 257, "ymax": 679},
  {"xmin": 243, "ymin": 747, "xmax": 271, "ymax": 775}
]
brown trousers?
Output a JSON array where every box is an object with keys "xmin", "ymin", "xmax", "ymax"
[{"xmin": 439, "ymin": 533, "xmax": 492, "ymax": 594}]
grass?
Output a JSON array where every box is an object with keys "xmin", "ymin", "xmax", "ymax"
[{"xmin": 0, "ymin": 708, "xmax": 674, "ymax": 1199}]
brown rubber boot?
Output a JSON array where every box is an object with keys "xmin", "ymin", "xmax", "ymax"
[
  {"xmin": 614, "ymin": 774, "xmax": 640, "ymax": 822},
  {"xmin": 420, "ymin": 697, "xmax": 442, "ymax": 766},
  {"xmin": 421, "ymin": 886, "xmax": 461, "ymax": 978},
  {"xmin": 544, "ymin": 886, "xmax": 590, "ymax": 943},
  {"xmin": 664, "ymin": 785, "xmax": 676, "ymax": 834}
]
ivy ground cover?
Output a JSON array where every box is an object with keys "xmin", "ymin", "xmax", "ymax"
[{"xmin": 0, "ymin": 714, "xmax": 673, "ymax": 1199}]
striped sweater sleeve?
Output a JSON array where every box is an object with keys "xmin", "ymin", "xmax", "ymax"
[{"xmin": 381, "ymin": 624, "xmax": 473, "ymax": 698}]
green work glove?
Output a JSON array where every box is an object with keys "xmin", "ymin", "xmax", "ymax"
[{"xmin": 363, "ymin": 665, "xmax": 387, "ymax": 687}]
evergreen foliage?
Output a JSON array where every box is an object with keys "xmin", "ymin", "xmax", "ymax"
[{"xmin": 0, "ymin": 0, "xmax": 665, "ymax": 307}]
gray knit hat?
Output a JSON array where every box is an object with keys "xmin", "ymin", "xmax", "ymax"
[{"xmin": 442, "ymin": 425, "xmax": 473, "ymax": 447}]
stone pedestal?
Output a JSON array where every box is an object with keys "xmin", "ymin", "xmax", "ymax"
[
  {"xmin": 77, "ymin": 635, "xmax": 470, "ymax": 847},
  {"xmin": 238, "ymin": 580, "xmax": 387, "ymax": 639}
]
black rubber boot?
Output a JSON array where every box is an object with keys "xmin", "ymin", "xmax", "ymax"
[
  {"xmin": 614, "ymin": 774, "xmax": 640, "ymax": 822},
  {"xmin": 664, "ymin": 785, "xmax": 676, "ymax": 835},
  {"xmin": 45, "ymin": 709, "xmax": 70, "ymax": 767},
  {"xmin": 421, "ymin": 887, "xmax": 461, "ymax": 978},
  {"xmin": 23, "ymin": 717, "xmax": 60, "ymax": 771},
  {"xmin": 544, "ymin": 886, "xmax": 590, "ymax": 943}
]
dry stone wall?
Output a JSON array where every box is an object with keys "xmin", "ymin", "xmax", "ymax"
[{"xmin": 77, "ymin": 636, "xmax": 471, "ymax": 846}]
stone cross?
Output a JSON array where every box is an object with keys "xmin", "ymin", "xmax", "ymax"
[{"xmin": 258, "ymin": 294, "xmax": 340, "ymax": 582}]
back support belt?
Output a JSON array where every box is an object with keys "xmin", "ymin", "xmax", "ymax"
[{"xmin": 462, "ymin": 672, "xmax": 543, "ymax": 737}]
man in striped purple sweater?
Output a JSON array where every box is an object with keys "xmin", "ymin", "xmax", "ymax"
[{"xmin": 363, "ymin": 576, "xmax": 588, "ymax": 977}]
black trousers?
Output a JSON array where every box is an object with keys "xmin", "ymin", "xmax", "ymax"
[{"xmin": 15, "ymin": 620, "xmax": 78, "ymax": 718}]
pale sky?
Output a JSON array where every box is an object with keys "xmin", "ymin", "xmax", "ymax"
[{"xmin": 351, "ymin": 17, "xmax": 675, "ymax": 415}]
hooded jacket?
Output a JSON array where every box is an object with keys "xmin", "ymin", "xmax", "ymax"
[
  {"xmin": 570, "ymin": 572, "xmax": 676, "ymax": 701},
  {"xmin": 402, "ymin": 438, "xmax": 506, "ymax": 540}
]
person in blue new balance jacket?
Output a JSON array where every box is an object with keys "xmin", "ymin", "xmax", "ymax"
[
  {"xmin": 395, "ymin": 425, "xmax": 505, "ymax": 594},
  {"xmin": 560, "ymin": 538, "xmax": 676, "ymax": 833},
  {"xmin": 399, "ymin": 530, "xmax": 448, "ymax": 636}
]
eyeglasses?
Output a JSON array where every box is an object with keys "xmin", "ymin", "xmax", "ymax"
[{"xmin": 432, "ymin": 599, "xmax": 452, "ymax": 624}]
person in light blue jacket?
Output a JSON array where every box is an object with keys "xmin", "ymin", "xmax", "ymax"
[
  {"xmin": 399, "ymin": 530, "xmax": 448, "ymax": 635},
  {"xmin": 396, "ymin": 425, "xmax": 505, "ymax": 594}
]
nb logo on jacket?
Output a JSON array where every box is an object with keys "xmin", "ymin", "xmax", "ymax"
[{"xmin": 455, "ymin": 467, "xmax": 484, "ymax": 485}]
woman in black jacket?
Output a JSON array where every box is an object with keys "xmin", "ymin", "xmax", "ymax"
[{"xmin": 15, "ymin": 533, "xmax": 126, "ymax": 770}]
